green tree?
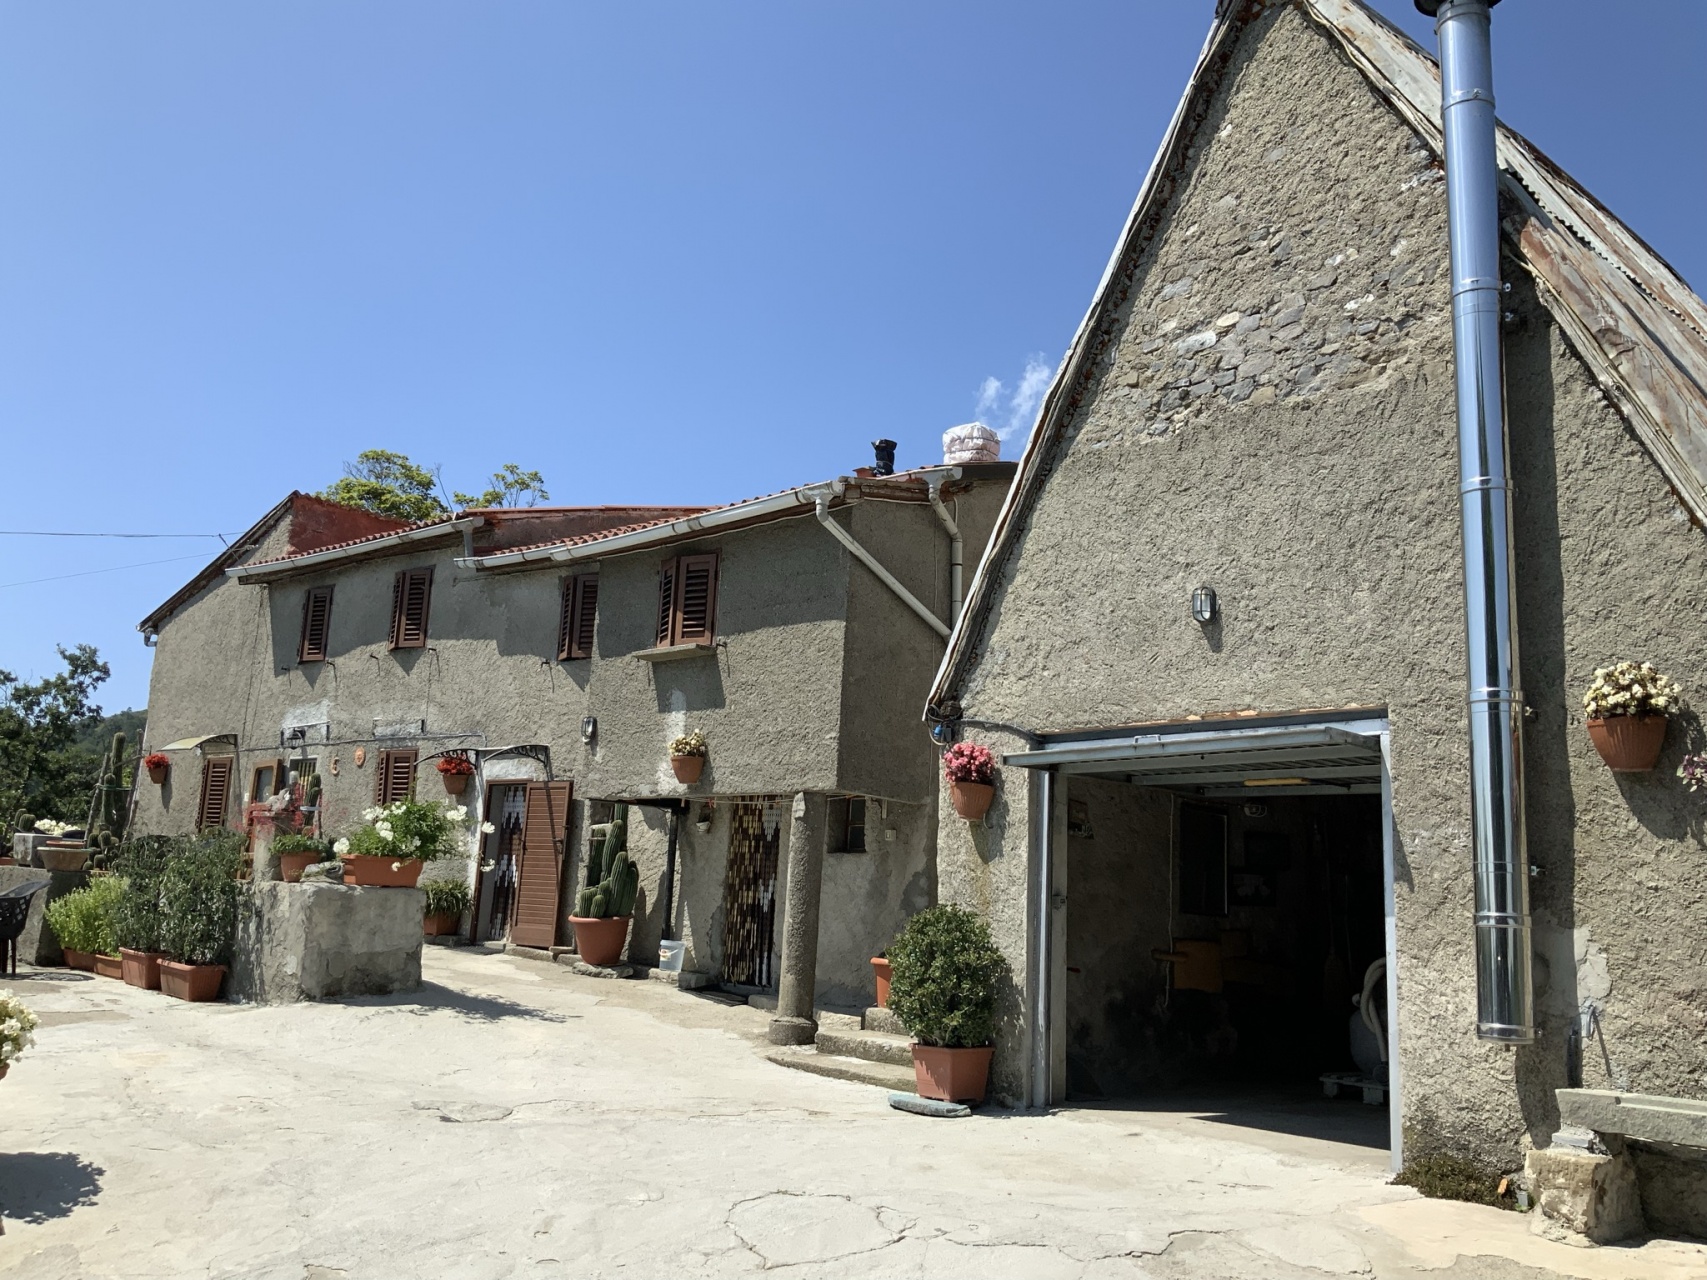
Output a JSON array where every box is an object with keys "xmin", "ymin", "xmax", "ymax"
[
  {"xmin": 453, "ymin": 463, "xmax": 550, "ymax": 510},
  {"xmin": 318, "ymin": 450, "xmax": 451, "ymax": 523},
  {"xmin": 0, "ymin": 644, "xmax": 110, "ymax": 827}
]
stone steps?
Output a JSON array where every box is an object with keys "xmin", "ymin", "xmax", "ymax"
[
  {"xmin": 814, "ymin": 1025, "xmax": 912, "ymax": 1068},
  {"xmin": 765, "ymin": 1046, "xmax": 916, "ymax": 1093},
  {"xmin": 862, "ymin": 1006, "xmax": 907, "ymax": 1037}
]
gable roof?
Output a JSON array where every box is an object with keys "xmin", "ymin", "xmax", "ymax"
[{"xmin": 928, "ymin": 0, "xmax": 1707, "ymax": 712}]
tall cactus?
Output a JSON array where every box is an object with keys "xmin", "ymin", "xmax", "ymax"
[
  {"xmin": 84, "ymin": 731, "xmax": 131, "ymax": 869},
  {"xmin": 574, "ymin": 803, "xmax": 637, "ymax": 919},
  {"xmin": 302, "ymin": 772, "xmax": 322, "ymax": 835}
]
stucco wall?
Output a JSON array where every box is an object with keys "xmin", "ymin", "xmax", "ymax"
[{"xmin": 937, "ymin": 4, "xmax": 1707, "ymax": 1161}]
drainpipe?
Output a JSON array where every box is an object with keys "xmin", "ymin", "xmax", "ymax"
[
  {"xmin": 926, "ymin": 480, "xmax": 963, "ymax": 624},
  {"xmin": 815, "ymin": 490, "xmax": 951, "ymax": 640},
  {"xmin": 660, "ymin": 803, "xmax": 682, "ymax": 942},
  {"xmin": 1419, "ymin": 0, "xmax": 1533, "ymax": 1044},
  {"xmin": 1031, "ymin": 768, "xmax": 1058, "ymax": 1108}
]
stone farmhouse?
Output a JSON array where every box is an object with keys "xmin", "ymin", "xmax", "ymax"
[
  {"xmin": 133, "ymin": 451, "xmax": 1013, "ymax": 1018},
  {"xmin": 923, "ymin": 0, "xmax": 1707, "ymax": 1223}
]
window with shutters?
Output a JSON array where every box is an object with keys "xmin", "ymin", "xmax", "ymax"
[
  {"xmin": 374, "ymin": 748, "xmax": 419, "ymax": 805},
  {"xmin": 298, "ymin": 586, "xmax": 334, "ymax": 663},
  {"xmin": 388, "ymin": 568, "xmax": 434, "ymax": 650},
  {"xmin": 558, "ymin": 574, "xmax": 598, "ymax": 661},
  {"xmin": 197, "ymin": 756, "xmax": 234, "ymax": 831},
  {"xmin": 654, "ymin": 553, "xmax": 719, "ymax": 648}
]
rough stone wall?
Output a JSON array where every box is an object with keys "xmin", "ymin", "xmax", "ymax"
[
  {"xmin": 817, "ymin": 795, "xmax": 935, "ymax": 1009},
  {"xmin": 937, "ymin": 3, "xmax": 1707, "ymax": 1159}
]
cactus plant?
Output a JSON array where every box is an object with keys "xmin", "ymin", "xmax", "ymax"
[
  {"xmin": 302, "ymin": 772, "xmax": 322, "ymax": 834},
  {"xmin": 83, "ymin": 732, "xmax": 132, "ymax": 870},
  {"xmin": 574, "ymin": 804, "xmax": 637, "ymax": 919}
]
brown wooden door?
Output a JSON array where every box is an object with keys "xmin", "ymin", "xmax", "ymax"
[{"xmin": 511, "ymin": 781, "xmax": 571, "ymax": 949}]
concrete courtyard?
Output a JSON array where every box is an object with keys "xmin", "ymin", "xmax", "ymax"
[{"xmin": 3, "ymin": 948, "xmax": 1703, "ymax": 1280}]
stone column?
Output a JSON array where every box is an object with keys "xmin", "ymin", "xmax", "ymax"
[{"xmin": 768, "ymin": 791, "xmax": 827, "ymax": 1046}]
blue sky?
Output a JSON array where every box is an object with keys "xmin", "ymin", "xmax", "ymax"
[{"xmin": 1, "ymin": 0, "xmax": 1701, "ymax": 713}]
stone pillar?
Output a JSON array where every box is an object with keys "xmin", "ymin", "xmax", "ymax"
[{"xmin": 768, "ymin": 792, "xmax": 827, "ymax": 1046}]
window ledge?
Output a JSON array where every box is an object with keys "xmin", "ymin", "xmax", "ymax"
[{"xmin": 634, "ymin": 642, "xmax": 716, "ymax": 663}]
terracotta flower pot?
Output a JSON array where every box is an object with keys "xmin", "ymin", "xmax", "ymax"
[
  {"xmin": 871, "ymin": 957, "xmax": 892, "ymax": 1008},
  {"xmin": 570, "ymin": 915, "xmax": 631, "ymax": 966},
  {"xmin": 278, "ymin": 852, "xmax": 320, "ymax": 883},
  {"xmin": 147, "ymin": 764, "xmax": 169, "ymax": 785},
  {"xmin": 423, "ymin": 911, "xmax": 461, "ymax": 937},
  {"xmin": 340, "ymin": 855, "xmax": 425, "ymax": 887},
  {"xmin": 1586, "ymin": 715, "xmax": 1668, "ymax": 773},
  {"xmin": 912, "ymin": 1043, "xmax": 994, "ymax": 1106},
  {"xmin": 670, "ymin": 754, "xmax": 705, "ymax": 784},
  {"xmin": 120, "ymin": 948, "xmax": 165, "ymax": 990},
  {"xmin": 159, "ymin": 960, "xmax": 226, "ymax": 1002},
  {"xmin": 62, "ymin": 948, "xmax": 95, "ymax": 972},
  {"xmin": 93, "ymin": 953, "xmax": 123, "ymax": 980},
  {"xmin": 442, "ymin": 771, "xmax": 469, "ymax": 796},
  {"xmin": 948, "ymin": 779, "xmax": 995, "ymax": 821}
]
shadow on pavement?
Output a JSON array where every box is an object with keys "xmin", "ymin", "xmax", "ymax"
[
  {"xmin": 1069, "ymin": 1090, "xmax": 1391, "ymax": 1151},
  {"xmin": 8, "ymin": 970, "xmax": 95, "ymax": 984},
  {"xmin": 339, "ymin": 981, "xmax": 576, "ymax": 1024},
  {"xmin": 0, "ymin": 1152, "xmax": 104, "ymax": 1223}
]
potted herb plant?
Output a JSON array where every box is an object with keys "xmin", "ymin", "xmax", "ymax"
[
  {"xmin": 571, "ymin": 804, "xmax": 637, "ymax": 965},
  {"xmin": 887, "ymin": 905, "xmax": 1006, "ymax": 1106},
  {"xmin": 1582, "ymin": 661, "xmax": 1682, "ymax": 773},
  {"xmin": 158, "ymin": 833, "xmax": 243, "ymax": 1001},
  {"xmin": 436, "ymin": 753, "xmax": 475, "ymax": 796},
  {"xmin": 0, "ymin": 991, "xmax": 37, "ymax": 1080},
  {"xmin": 669, "ymin": 731, "xmax": 708, "ymax": 785},
  {"xmin": 43, "ymin": 877, "xmax": 123, "ymax": 975},
  {"xmin": 271, "ymin": 834, "xmax": 331, "ymax": 883},
  {"xmin": 332, "ymin": 800, "xmax": 488, "ymax": 888},
  {"xmin": 113, "ymin": 838, "xmax": 171, "ymax": 990},
  {"xmin": 144, "ymin": 752, "xmax": 171, "ymax": 785},
  {"xmin": 422, "ymin": 877, "xmax": 471, "ymax": 936},
  {"xmin": 943, "ymin": 742, "xmax": 997, "ymax": 820}
]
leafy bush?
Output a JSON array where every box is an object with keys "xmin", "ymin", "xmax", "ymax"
[
  {"xmin": 159, "ymin": 833, "xmax": 244, "ymax": 967},
  {"xmin": 271, "ymin": 834, "xmax": 331, "ymax": 857},
  {"xmin": 422, "ymin": 878, "xmax": 471, "ymax": 917},
  {"xmin": 942, "ymin": 742, "xmax": 995, "ymax": 784},
  {"xmin": 1582, "ymin": 661, "xmax": 1682, "ymax": 720},
  {"xmin": 886, "ymin": 905, "xmax": 1006, "ymax": 1049},
  {"xmin": 1393, "ymin": 1153, "xmax": 1514, "ymax": 1209},
  {"xmin": 111, "ymin": 837, "xmax": 174, "ymax": 953},
  {"xmin": 44, "ymin": 877, "xmax": 124, "ymax": 956},
  {"xmin": 332, "ymin": 800, "xmax": 479, "ymax": 863}
]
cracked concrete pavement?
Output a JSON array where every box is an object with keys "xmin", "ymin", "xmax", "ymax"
[{"xmin": 4, "ymin": 948, "xmax": 1704, "ymax": 1279}]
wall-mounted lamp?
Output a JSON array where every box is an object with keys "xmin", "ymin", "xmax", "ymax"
[
  {"xmin": 581, "ymin": 716, "xmax": 598, "ymax": 747},
  {"xmin": 1191, "ymin": 585, "xmax": 1218, "ymax": 625}
]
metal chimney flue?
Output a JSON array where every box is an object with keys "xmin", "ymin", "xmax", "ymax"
[
  {"xmin": 871, "ymin": 439, "xmax": 897, "ymax": 477},
  {"xmin": 1418, "ymin": 0, "xmax": 1533, "ymax": 1044}
]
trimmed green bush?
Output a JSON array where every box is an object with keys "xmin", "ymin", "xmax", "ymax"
[
  {"xmin": 885, "ymin": 905, "xmax": 1006, "ymax": 1049},
  {"xmin": 111, "ymin": 837, "xmax": 174, "ymax": 953},
  {"xmin": 44, "ymin": 877, "xmax": 125, "ymax": 957},
  {"xmin": 159, "ymin": 833, "xmax": 244, "ymax": 967},
  {"xmin": 422, "ymin": 878, "xmax": 471, "ymax": 918}
]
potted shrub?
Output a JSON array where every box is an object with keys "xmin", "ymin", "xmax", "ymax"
[
  {"xmin": 158, "ymin": 833, "xmax": 243, "ymax": 1001},
  {"xmin": 436, "ymin": 753, "xmax": 475, "ymax": 796},
  {"xmin": 943, "ymin": 742, "xmax": 997, "ymax": 820},
  {"xmin": 332, "ymin": 800, "xmax": 488, "ymax": 888},
  {"xmin": 0, "ymin": 991, "xmax": 37, "ymax": 1080},
  {"xmin": 668, "ymin": 731, "xmax": 708, "ymax": 785},
  {"xmin": 1582, "ymin": 661, "xmax": 1682, "ymax": 773},
  {"xmin": 871, "ymin": 953, "xmax": 892, "ymax": 1008},
  {"xmin": 422, "ymin": 877, "xmax": 471, "ymax": 936},
  {"xmin": 570, "ymin": 804, "xmax": 637, "ymax": 965},
  {"xmin": 43, "ymin": 877, "xmax": 123, "ymax": 974},
  {"xmin": 271, "ymin": 834, "xmax": 331, "ymax": 883},
  {"xmin": 113, "ymin": 838, "xmax": 171, "ymax": 990},
  {"xmin": 887, "ymin": 905, "xmax": 1006, "ymax": 1106},
  {"xmin": 144, "ymin": 752, "xmax": 171, "ymax": 785}
]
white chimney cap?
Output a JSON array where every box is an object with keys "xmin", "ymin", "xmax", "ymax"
[{"xmin": 943, "ymin": 422, "xmax": 1000, "ymax": 466}]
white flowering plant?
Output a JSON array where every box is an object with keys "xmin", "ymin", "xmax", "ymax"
[
  {"xmin": 0, "ymin": 991, "xmax": 39, "ymax": 1068},
  {"xmin": 336, "ymin": 799, "xmax": 486, "ymax": 863},
  {"xmin": 1582, "ymin": 662, "xmax": 1683, "ymax": 721},
  {"xmin": 33, "ymin": 819, "xmax": 75, "ymax": 837},
  {"xmin": 669, "ymin": 730, "xmax": 708, "ymax": 758}
]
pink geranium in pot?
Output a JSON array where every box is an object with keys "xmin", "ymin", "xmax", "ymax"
[{"xmin": 943, "ymin": 742, "xmax": 996, "ymax": 821}]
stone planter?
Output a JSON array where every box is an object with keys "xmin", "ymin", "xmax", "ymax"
[
  {"xmin": 912, "ymin": 1043, "xmax": 994, "ymax": 1106},
  {"xmin": 871, "ymin": 957, "xmax": 892, "ymax": 1008},
  {"xmin": 93, "ymin": 953, "xmax": 123, "ymax": 980},
  {"xmin": 341, "ymin": 855, "xmax": 425, "ymax": 888},
  {"xmin": 948, "ymin": 780, "xmax": 995, "ymax": 821},
  {"xmin": 39, "ymin": 844, "xmax": 89, "ymax": 873},
  {"xmin": 441, "ymin": 771, "xmax": 469, "ymax": 796},
  {"xmin": 231, "ymin": 882, "xmax": 424, "ymax": 1003},
  {"xmin": 570, "ymin": 915, "xmax": 631, "ymax": 966},
  {"xmin": 120, "ymin": 948, "xmax": 165, "ymax": 990},
  {"xmin": 423, "ymin": 911, "xmax": 460, "ymax": 937},
  {"xmin": 62, "ymin": 948, "xmax": 96, "ymax": 972},
  {"xmin": 159, "ymin": 960, "xmax": 226, "ymax": 1002},
  {"xmin": 669, "ymin": 754, "xmax": 705, "ymax": 784},
  {"xmin": 1586, "ymin": 715, "xmax": 1667, "ymax": 773},
  {"xmin": 278, "ymin": 852, "xmax": 320, "ymax": 883}
]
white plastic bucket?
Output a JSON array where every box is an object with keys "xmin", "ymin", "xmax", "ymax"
[{"xmin": 657, "ymin": 939, "xmax": 686, "ymax": 973}]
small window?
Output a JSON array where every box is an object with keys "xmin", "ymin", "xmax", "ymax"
[
  {"xmin": 197, "ymin": 756, "xmax": 234, "ymax": 831},
  {"xmin": 830, "ymin": 796, "xmax": 867, "ymax": 853},
  {"xmin": 298, "ymin": 586, "xmax": 334, "ymax": 663},
  {"xmin": 287, "ymin": 757, "xmax": 318, "ymax": 793},
  {"xmin": 250, "ymin": 760, "xmax": 284, "ymax": 804},
  {"xmin": 1178, "ymin": 804, "xmax": 1228, "ymax": 917},
  {"xmin": 388, "ymin": 568, "xmax": 434, "ymax": 650},
  {"xmin": 654, "ymin": 553, "xmax": 719, "ymax": 648},
  {"xmin": 558, "ymin": 574, "xmax": 598, "ymax": 660},
  {"xmin": 374, "ymin": 748, "xmax": 419, "ymax": 805}
]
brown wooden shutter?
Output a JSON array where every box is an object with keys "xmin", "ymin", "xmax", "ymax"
[
  {"xmin": 197, "ymin": 756, "xmax": 233, "ymax": 831},
  {"xmin": 374, "ymin": 748, "xmax": 418, "ymax": 804},
  {"xmin": 298, "ymin": 586, "xmax": 334, "ymax": 663},
  {"xmin": 568, "ymin": 575, "xmax": 597, "ymax": 660},
  {"xmin": 556, "ymin": 578, "xmax": 576, "ymax": 661},
  {"xmin": 674, "ymin": 553, "xmax": 718, "ymax": 644},
  {"xmin": 511, "ymin": 781, "xmax": 571, "ymax": 949},
  {"xmin": 389, "ymin": 568, "xmax": 433, "ymax": 649},
  {"xmin": 655, "ymin": 558, "xmax": 678, "ymax": 647}
]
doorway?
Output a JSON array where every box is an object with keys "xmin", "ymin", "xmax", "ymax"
[{"xmin": 473, "ymin": 781, "xmax": 571, "ymax": 947}]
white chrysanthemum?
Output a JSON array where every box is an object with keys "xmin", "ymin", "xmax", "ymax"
[{"xmin": 333, "ymin": 838, "xmax": 350, "ymax": 855}]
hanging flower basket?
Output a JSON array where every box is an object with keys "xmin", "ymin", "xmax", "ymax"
[
  {"xmin": 1586, "ymin": 717, "xmax": 1668, "ymax": 773},
  {"xmin": 144, "ymin": 753, "xmax": 171, "ymax": 785},
  {"xmin": 669, "ymin": 731, "xmax": 708, "ymax": 784},
  {"xmin": 1581, "ymin": 662, "xmax": 1681, "ymax": 774},
  {"xmin": 943, "ymin": 742, "xmax": 997, "ymax": 820},
  {"xmin": 437, "ymin": 754, "xmax": 475, "ymax": 795}
]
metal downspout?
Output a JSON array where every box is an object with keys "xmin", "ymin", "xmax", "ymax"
[
  {"xmin": 814, "ymin": 492, "xmax": 951, "ymax": 640},
  {"xmin": 926, "ymin": 480, "xmax": 964, "ymax": 624},
  {"xmin": 1031, "ymin": 768, "xmax": 1057, "ymax": 1109},
  {"xmin": 660, "ymin": 803, "xmax": 682, "ymax": 942},
  {"xmin": 1421, "ymin": 0, "xmax": 1533, "ymax": 1043}
]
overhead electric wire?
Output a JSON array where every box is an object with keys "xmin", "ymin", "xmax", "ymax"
[
  {"xmin": 0, "ymin": 530, "xmax": 236, "ymax": 539},
  {"xmin": 0, "ymin": 552, "xmax": 213, "ymax": 591}
]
